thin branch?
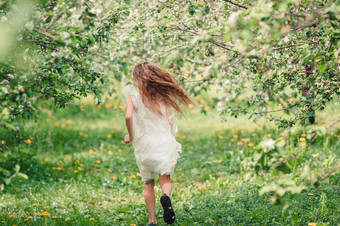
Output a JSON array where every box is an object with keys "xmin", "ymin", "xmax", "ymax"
[
  {"xmin": 225, "ymin": 0, "xmax": 248, "ymax": 9},
  {"xmin": 273, "ymin": 44, "xmax": 304, "ymax": 50},
  {"xmin": 24, "ymin": 40, "xmax": 56, "ymax": 45},
  {"xmin": 322, "ymin": 164, "xmax": 340, "ymax": 180},
  {"xmin": 44, "ymin": 14, "xmax": 62, "ymax": 32},
  {"xmin": 274, "ymin": 118, "xmax": 340, "ymax": 167}
]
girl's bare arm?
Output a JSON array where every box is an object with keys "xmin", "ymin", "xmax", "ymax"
[{"xmin": 124, "ymin": 97, "xmax": 134, "ymax": 143}]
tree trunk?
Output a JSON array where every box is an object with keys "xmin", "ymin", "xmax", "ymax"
[{"xmin": 302, "ymin": 64, "xmax": 315, "ymax": 124}]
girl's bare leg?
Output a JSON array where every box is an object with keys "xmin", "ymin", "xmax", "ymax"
[
  {"xmin": 159, "ymin": 174, "xmax": 172, "ymax": 196},
  {"xmin": 144, "ymin": 180, "xmax": 156, "ymax": 223}
]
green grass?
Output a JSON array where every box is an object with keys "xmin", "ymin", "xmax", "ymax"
[{"xmin": 0, "ymin": 100, "xmax": 339, "ymax": 225}]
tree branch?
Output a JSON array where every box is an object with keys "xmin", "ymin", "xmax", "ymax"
[
  {"xmin": 225, "ymin": 0, "xmax": 248, "ymax": 9},
  {"xmin": 44, "ymin": 14, "xmax": 62, "ymax": 32},
  {"xmin": 274, "ymin": 118, "xmax": 340, "ymax": 167}
]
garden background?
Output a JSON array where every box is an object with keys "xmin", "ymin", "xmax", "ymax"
[{"xmin": 0, "ymin": 0, "xmax": 339, "ymax": 225}]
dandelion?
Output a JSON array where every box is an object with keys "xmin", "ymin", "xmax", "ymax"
[
  {"xmin": 267, "ymin": 134, "xmax": 271, "ymax": 137},
  {"xmin": 120, "ymin": 157, "xmax": 124, "ymax": 161},
  {"xmin": 96, "ymin": 160, "xmax": 100, "ymax": 164},
  {"xmin": 308, "ymin": 193, "xmax": 314, "ymax": 196},
  {"xmin": 130, "ymin": 175, "xmax": 136, "ymax": 179},
  {"xmin": 204, "ymin": 106, "xmax": 209, "ymax": 110},
  {"xmin": 118, "ymin": 149, "xmax": 122, "ymax": 152},
  {"xmin": 25, "ymin": 139, "xmax": 32, "ymax": 144},
  {"xmin": 300, "ymin": 137, "xmax": 306, "ymax": 141},
  {"xmin": 252, "ymin": 133, "xmax": 257, "ymax": 136},
  {"xmin": 237, "ymin": 141, "xmax": 242, "ymax": 145},
  {"xmin": 301, "ymin": 133, "xmax": 306, "ymax": 137},
  {"xmin": 108, "ymin": 150, "xmax": 113, "ymax": 155},
  {"xmin": 217, "ymin": 134, "xmax": 223, "ymax": 139},
  {"xmin": 59, "ymin": 189, "xmax": 63, "ymax": 192},
  {"xmin": 295, "ymin": 177, "xmax": 299, "ymax": 180},
  {"xmin": 233, "ymin": 134, "xmax": 238, "ymax": 138},
  {"xmin": 54, "ymin": 122, "xmax": 59, "ymax": 127},
  {"xmin": 248, "ymin": 143, "xmax": 254, "ymax": 147},
  {"xmin": 136, "ymin": 172, "xmax": 140, "ymax": 176},
  {"xmin": 230, "ymin": 138, "xmax": 234, "ymax": 142},
  {"xmin": 33, "ymin": 203, "xmax": 39, "ymax": 206},
  {"xmin": 308, "ymin": 223, "xmax": 316, "ymax": 226},
  {"xmin": 112, "ymin": 176, "xmax": 117, "ymax": 180},
  {"xmin": 65, "ymin": 217, "xmax": 70, "ymax": 221},
  {"xmin": 130, "ymin": 224, "xmax": 136, "ymax": 226},
  {"xmin": 108, "ymin": 169, "xmax": 112, "ymax": 173},
  {"xmin": 74, "ymin": 170, "xmax": 78, "ymax": 173},
  {"xmin": 84, "ymin": 134, "xmax": 88, "ymax": 138},
  {"xmin": 9, "ymin": 215, "xmax": 15, "ymax": 218},
  {"xmin": 56, "ymin": 167, "xmax": 62, "ymax": 170},
  {"xmin": 121, "ymin": 172, "xmax": 125, "ymax": 175},
  {"xmin": 28, "ymin": 216, "xmax": 33, "ymax": 219},
  {"xmin": 85, "ymin": 173, "xmax": 89, "ymax": 176},
  {"xmin": 44, "ymin": 206, "xmax": 49, "ymax": 209},
  {"xmin": 89, "ymin": 150, "xmax": 94, "ymax": 154},
  {"xmin": 107, "ymin": 134, "xmax": 112, "ymax": 138},
  {"xmin": 90, "ymin": 218, "xmax": 95, "ymax": 221},
  {"xmin": 172, "ymin": 177, "xmax": 178, "ymax": 181},
  {"xmin": 40, "ymin": 211, "xmax": 50, "ymax": 216},
  {"xmin": 66, "ymin": 184, "xmax": 69, "ymax": 186},
  {"xmin": 218, "ymin": 159, "xmax": 222, "ymax": 163},
  {"xmin": 312, "ymin": 153, "xmax": 319, "ymax": 158},
  {"xmin": 52, "ymin": 216, "xmax": 57, "ymax": 219},
  {"xmin": 199, "ymin": 186, "xmax": 205, "ymax": 190},
  {"xmin": 288, "ymin": 97, "xmax": 295, "ymax": 102},
  {"xmin": 1, "ymin": 140, "xmax": 4, "ymax": 144},
  {"xmin": 24, "ymin": 219, "xmax": 28, "ymax": 221}
]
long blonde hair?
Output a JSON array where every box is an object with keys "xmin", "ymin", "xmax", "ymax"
[{"xmin": 133, "ymin": 62, "xmax": 194, "ymax": 115}]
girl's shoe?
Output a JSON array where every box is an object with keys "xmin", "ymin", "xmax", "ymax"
[
  {"xmin": 160, "ymin": 194, "xmax": 175, "ymax": 224},
  {"xmin": 146, "ymin": 222, "xmax": 157, "ymax": 226}
]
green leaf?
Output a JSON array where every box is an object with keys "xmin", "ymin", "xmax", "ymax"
[{"xmin": 16, "ymin": 172, "xmax": 28, "ymax": 180}]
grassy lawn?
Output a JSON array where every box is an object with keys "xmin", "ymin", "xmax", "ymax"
[{"xmin": 0, "ymin": 100, "xmax": 339, "ymax": 225}]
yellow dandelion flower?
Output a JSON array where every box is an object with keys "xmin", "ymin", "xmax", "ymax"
[
  {"xmin": 233, "ymin": 135, "xmax": 238, "ymax": 138},
  {"xmin": 130, "ymin": 175, "xmax": 136, "ymax": 179},
  {"xmin": 108, "ymin": 150, "xmax": 113, "ymax": 155},
  {"xmin": 96, "ymin": 160, "xmax": 100, "ymax": 164},
  {"xmin": 308, "ymin": 193, "xmax": 314, "ymax": 196},
  {"xmin": 84, "ymin": 134, "xmax": 88, "ymax": 138},
  {"xmin": 218, "ymin": 159, "xmax": 222, "ymax": 163},
  {"xmin": 120, "ymin": 157, "xmax": 124, "ymax": 161},
  {"xmin": 252, "ymin": 133, "xmax": 257, "ymax": 136},
  {"xmin": 108, "ymin": 169, "xmax": 113, "ymax": 173},
  {"xmin": 130, "ymin": 224, "xmax": 136, "ymax": 226},
  {"xmin": 300, "ymin": 142, "xmax": 306, "ymax": 146},
  {"xmin": 24, "ymin": 219, "xmax": 28, "ymax": 221},
  {"xmin": 105, "ymin": 103, "xmax": 112, "ymax": 109},
  {"xmin": 89, "ymin": 149, "xmax": 94, "ymax": 154},
  {"xmin": 1, "ymin": 140, "xmax": 4, "ymax": 144},
  {"xmin": 40, "ymin": 211, "xmax": 50, "ymax": 216},
  {"xmin": 121, "ymin": 172, "xmax": 125, "ymax": 175},
  {"xmin": 52, "ymin": 216, "xmax": 57, "ymax": 219},
  {"xmin": 118, "ymin": 149, "xmax": 122, "ymax": 152},
  {"xmin": 90, "ymin": 218, "xmax": 95, "ymax": 221},
  {"xmin": 54, "ymin": 122, "xmax": 59, "ymax": 127},
  {"xmin": 94, "ymin": 168, "xmax": 98, "ymax": 172},
  {"xmin": 85, "ymin": 173, "xmax": 89, "ymax": 176},
  {"xmin": 28, "ymin": 216, "xmax": 33, "ymax": 219},
  {"xmin": 300, "ymin": 137, "xmax": 306, "ymax": 141},
  {"xmin": 172, "ymin": 177, "xmax": 178, "ymax": 181},
  {"xmin": 199, "ymin": 186, "xmax": 205, "ymax": 190},
  {"xmin": 204, "ymin": 106, "xmax": 209, "ymax": 110},
  {"xmin": 74, "ymin": 170, "xmax": 78, "ymax": 173},
  {"xmin": 112, "ymin": 176, "xmax": 117, "ymax": 180},
  {"xmin": 237, "ymin": 141, "xmax": 242, "ymax": 145},
  {"xmin": 59, "ymin": 189, "xmax": 63, "ymax": 192},
  {"xmin": 33, "ymin": 203, "xmax": 38, "ymax": 206},
  {"xmin": 136, "ymin": 172, "xmax": 140, "ymax": 176},
  {"xmin": 217, "ymin": 134, "xmax": 223, "ymax": 139},
  {"xmin": 26, "ymin": 139, "xmax": 32, "ymax": 144},
  {"xmin": 9, "ymin": 215, "xmax": 15, "ymax": 218},
  {"xmin": 308, "ymin": 223, "xmax": 316, "ymax": 226},
  {"xmin": 65, "ymin": 217, "xmax": 70, "ymax": 221},
  {"xmin": 312, "ymin": 153, "xmax": 319, "ymax": 158},
  {"xmin": 230, "ymin": 138, "xmax": 234, "ymax": 142},
  {"xmin": 248, "ymin": 143, "xmax": 254, "ymax": 147},
  {"xmin": 301, "ymin": 133, "xmax": 306, "ymax": 137},
  {"xmin": 56, "ymin": 167, "xmax": 62, "ymax": 170},
  {"xmin": 44, "ymin": 206, "xmax": 49, "ymax": 209},
  {"xmin": 66, "ymin": 184, "xmax": 69, "ymax": 186},
  {"xmin": 107, "ymin": 134, "xmax": 112, "ymax": 139}
]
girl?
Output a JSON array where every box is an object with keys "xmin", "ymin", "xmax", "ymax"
[{"xmin": 124, "ymin": 62, "xmax": 193, "ymax": 225}]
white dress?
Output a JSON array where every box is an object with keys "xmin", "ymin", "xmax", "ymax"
[{"xmin": 124, "ymin": 86, "xmax": 182, "ymax": 182}]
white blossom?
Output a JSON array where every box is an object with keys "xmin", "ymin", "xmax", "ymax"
[
  {"xmin": 25, "ymin": 21, "xmax": 34, "ymax": 31},
  {"xmin": 265, "ymin": 139, "xmax": 275, "ymax": 150},
  {"xmin": 283, "ymin": 36, "xmax": 289, "ymax": 43}
]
